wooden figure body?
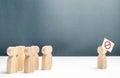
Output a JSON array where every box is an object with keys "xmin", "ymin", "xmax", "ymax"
[
  {"xmin": 7, "ymin": 47, "xmax": 18, "ymax": 74},
  {"xmin": 31, "ymin": 46, "xmax": 40, "ymax": 70},
  {"xmin": 97, "ymin": 46, "xmax": 107, "ymax": 69},
  {"xmin": 24, "ymin": 47, "xmax": 34, "ymax": 73},
  {"xmin": 41, "ymin": 45, "xmax": 53, "ymax": 70},
  {"xmin": 30, "ymin": 46, "xmax": 35, "ymax": 72},
  {"xmin": 16, "ymin": 46, "xmax": 25, "ymax": 71}
]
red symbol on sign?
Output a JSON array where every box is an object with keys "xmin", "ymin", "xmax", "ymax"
[{"xmin": 104, "ymin": 41, "xmax": 111, "ymax": 49}]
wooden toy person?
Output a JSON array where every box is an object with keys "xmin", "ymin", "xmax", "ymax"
[
  {"xmin": 31, "ymin": 46, "xmax": 40, "ymax": 70},
  {"xmin": 16, "ymin": 46, "xmax": 25, "ymax": 71},
  {"xmin": 7, "ymin": 47, "xmax": 18, "ymax": 74},
  {"xmin": 24, "ymin": 47, "xmax": 34, "ymax": 73},
  {"xmin": 30, "ymin": 46, "xmax": 35, "ymax": 72},
  {"xmin": 41, "ymin": 45, "xmax": 53, "ymax": 70},
  {"xmin": 97, "ymin": 46, "xmax": 107, "ymax": 69}
]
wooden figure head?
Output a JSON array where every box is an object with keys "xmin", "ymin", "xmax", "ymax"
[
  {"xmin": 31, "ymin": 46, "xmax": 40, "ymax": 55},
  {"xmin": 97, "ymin": 46, "xmax": 107, "ymax": 55},
  {"xmin": 24, "ymin": 47, "xmax": 32, "ymax": 56},
  {"xmin": 42, "ymin": 45, "xmax": 53, "ymax": 55},
  {"xmin": 16, "ymin": 46, "xmax": 25, "ymax": 56},
  {"xmin": 7, "ymin": 47, "xmax": 18, "ymax": 56}
]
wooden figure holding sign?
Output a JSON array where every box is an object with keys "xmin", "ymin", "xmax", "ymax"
[
  {"xmin": 97, "ymin": 38, "xmax": 115, "ymax": 69},
  {"xmin": 41, "ymin": 45, "xmax": 53, "ymax": 70}
]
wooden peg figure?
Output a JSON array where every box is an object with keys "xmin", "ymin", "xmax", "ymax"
[
  {"xmin": 24, "ymin": 47, "xmax": 34, "ymax": 73},
  {"xmin": 7, "ymin": 47, "xmax": 18, "ymax": 74},
  {"xmin": 41, "ymin": 45, "xmax": 53, "ymax": 70},
  {"xmin": 30, "ymin": 46, "xmax": 35, "ymax": 72},
  {"xmin": 97, "ymin": 46, "xmax": 107, "ymax": 69},
  {"xmin": 16, "ymin": 46, "xmax": 25, "ymax": 71},
  {"xmin": 31, "ymin": 46, "xmax": 40, "ymax": 70}
]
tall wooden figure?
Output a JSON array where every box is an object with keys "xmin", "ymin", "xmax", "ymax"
[
  {"xmin": 16, "ymin": 46, "xmax": 25, "ymax": 71},
  {"xmin": 97, "ymin": 46, "xmax": 107, "ymax": 69},
  {"xmin": 7, "ymin": 47, "xmax": 18, "ymax": 74},
  {"xmin": 31, "ymin": 46, "xmax": 40, "ymax": 70},
  {"xmin": 24, "ymin": 47, "xmax": 34, "ymax": 73},
  {"xmin": 41, "ymin": 45, "xmax": 53, "ymax": 70}
]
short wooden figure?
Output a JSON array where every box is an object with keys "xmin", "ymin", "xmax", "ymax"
[
  {"xmin": 31, "ymin": 46, "xmax": 40, "ymax": 70},
  {"xmin": 7, "ymin": 47, "xmax": 18, "ymax": 74},
  {"xmin": 97, "ymin": 46, "xmax": 107, "ymax": 69},
  {"xmin": 41, "ymin": 45, "xmax": 53, "ymax": 70},
  {"xmin": 16, "ymin": 46, "xmax": 25, "ymax": 71},
  {"xmin": 24, "ymin": 47, "xmax": 34, "ymax": 73}
]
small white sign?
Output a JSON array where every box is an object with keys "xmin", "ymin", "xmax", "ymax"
[{"xmin": 102, "ymin": 38, "xmax": 115, "ymax": 52}]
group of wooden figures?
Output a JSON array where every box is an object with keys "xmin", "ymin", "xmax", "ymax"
[
  {"xmin": 7, "ymin": 45, "xmax": 53, "ymax": 74},
  {"xmin": 6, "ymin": 44, "xmax": 109, "ymax": 74}
]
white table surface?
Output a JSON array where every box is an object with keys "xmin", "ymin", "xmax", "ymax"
[{"xmin": 0, "ymin": 56, "xmax": 120, "ymax": 78}]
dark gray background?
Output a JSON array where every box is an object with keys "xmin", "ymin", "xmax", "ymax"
[{"xmin": 0, "ymin": 0, "xmax": 120, "ymax": 56}]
